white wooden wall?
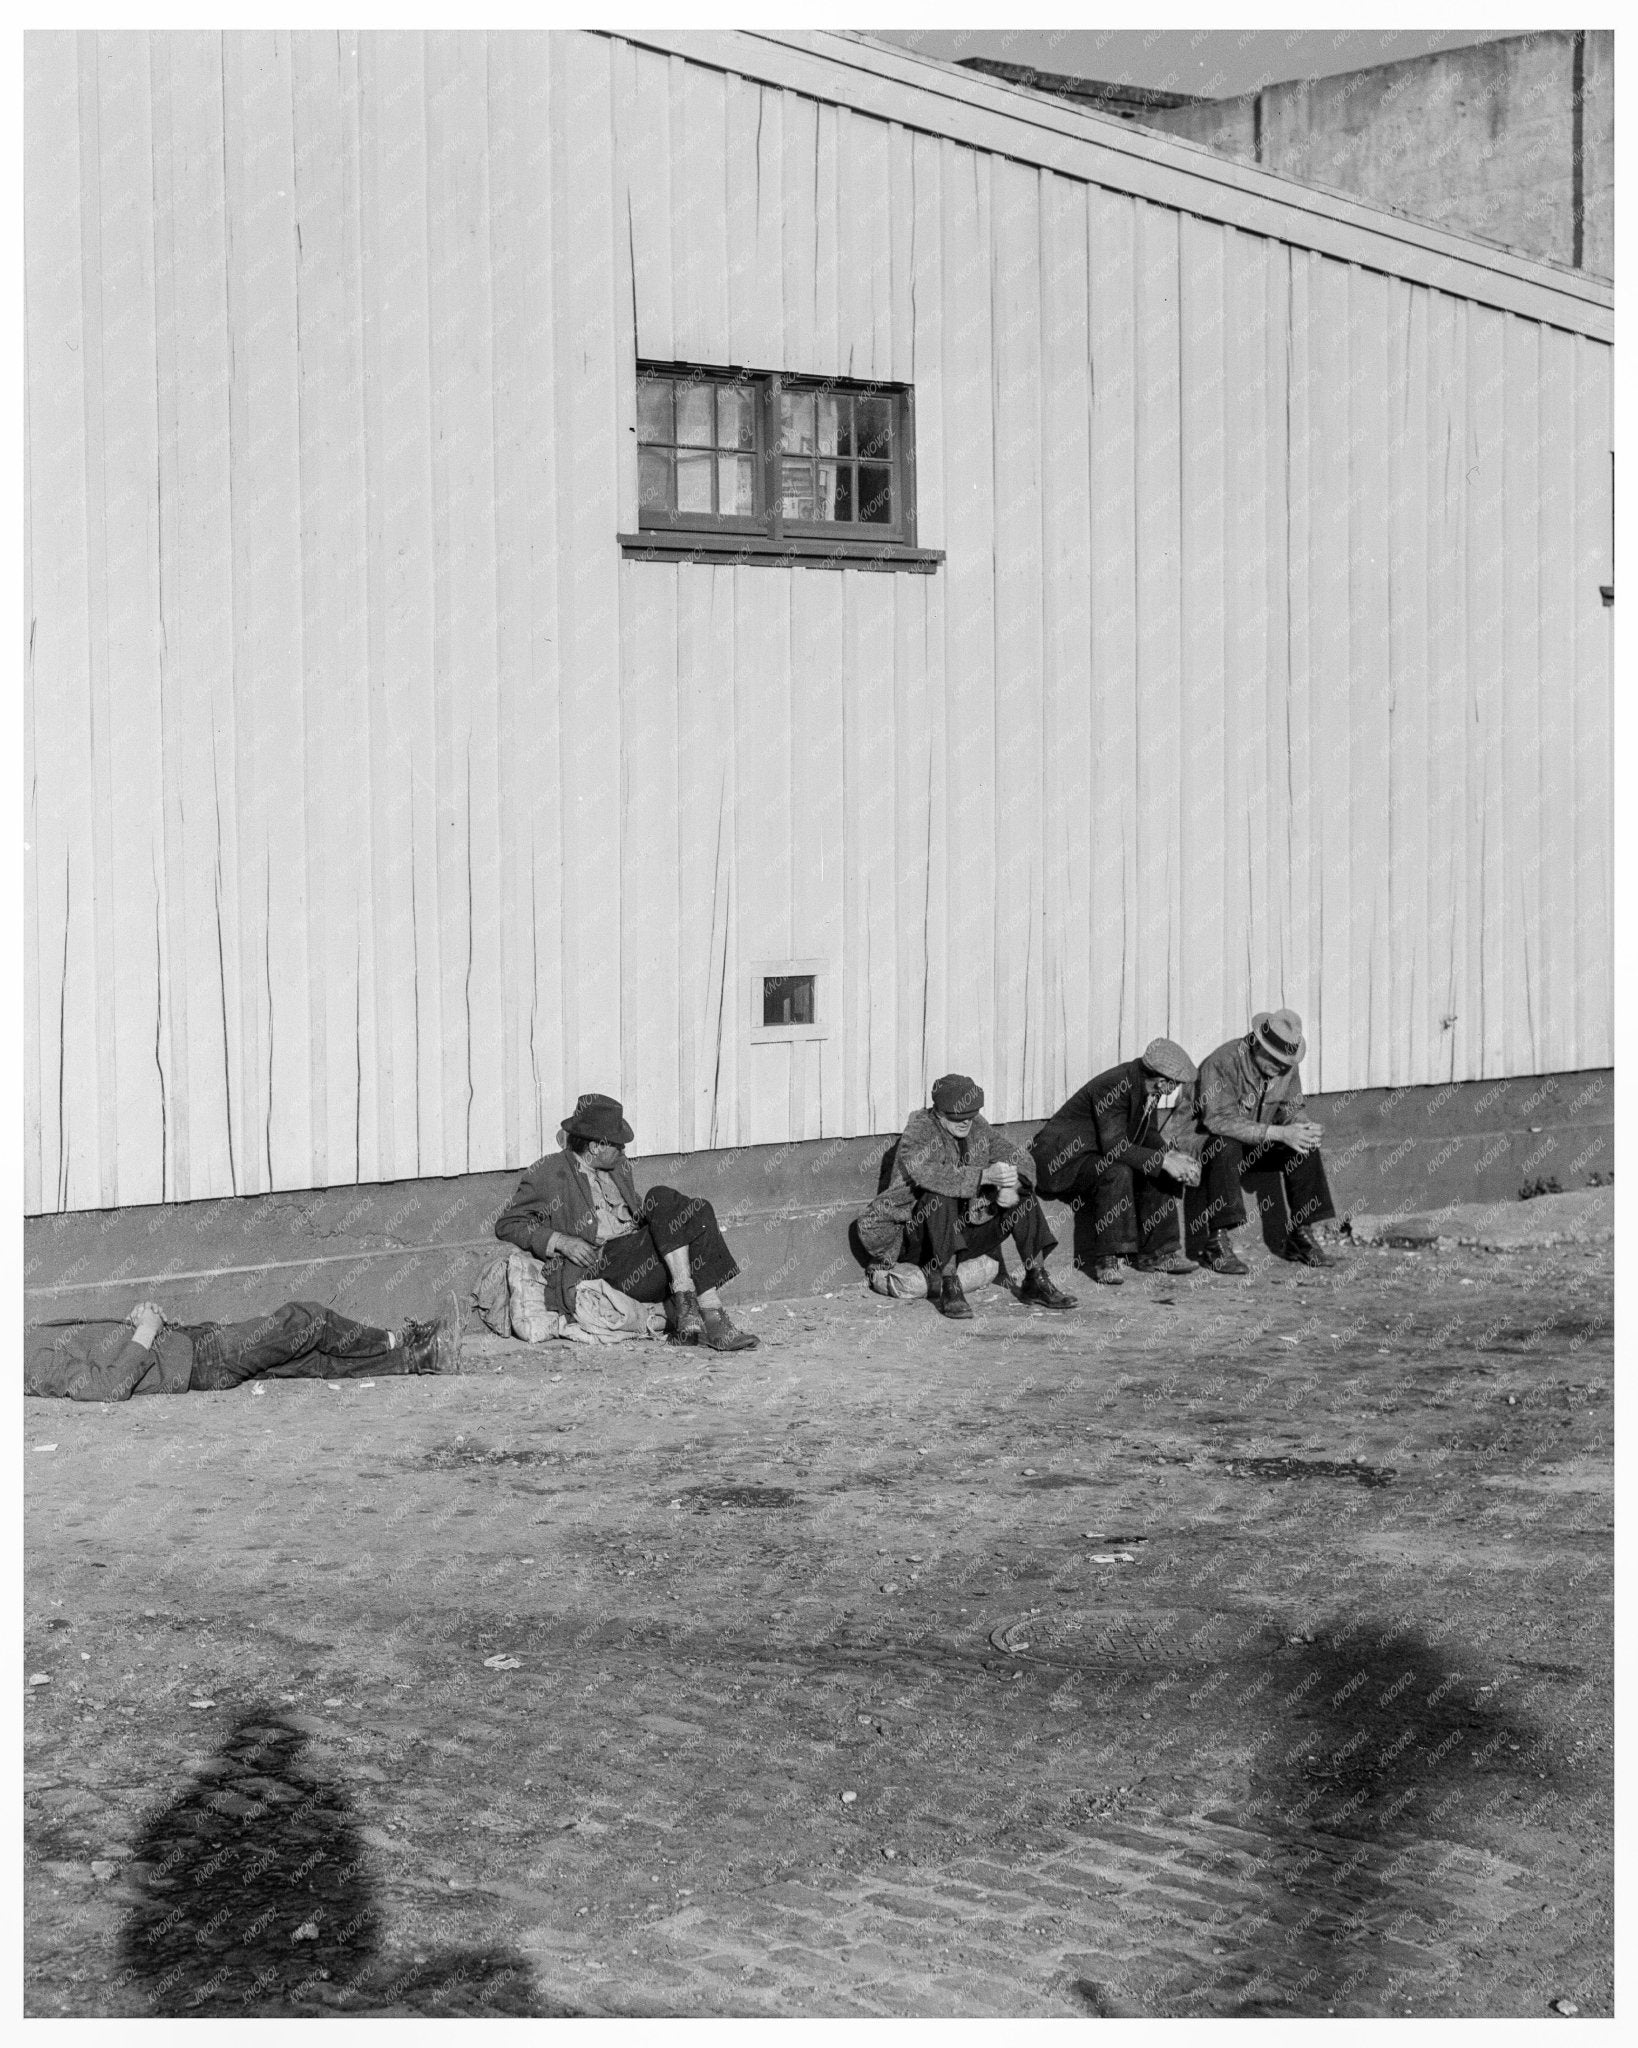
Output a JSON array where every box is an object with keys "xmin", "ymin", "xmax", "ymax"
[{"xmin": 24, "ymin": 29, "xmax": 1615, "ymax": 1212}]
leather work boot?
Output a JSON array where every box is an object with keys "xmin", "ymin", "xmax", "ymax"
[
  {"xmin": 1197, "ymin": 1237, "xmax": 1250, "ymax": 1277},
  {"xmin": 671, "ymin": 1289, "xmax": 708, "ymax": 1344},
  {"xmin": 1284, "ymin": 1226, "xmax": 1335, "ymax": 1268},
  {"xmin": 1017, "ymin": 1265, "xmax": 1077, "ymax": 1310},
  {"xmin": 1130, "ymin": 1248, "xmax": 1196, "ymax": 1277},
  {"xmin": 399, "ymin": 1292, "xmax": 463, "ymax": 1374},
  {"xmin": 702, "ymin": 1304, "xmax": 759, "ymax": 1352},
  {"xmin": 936, "ymin": 1269, "xmax": 973, "ymax": 1319},
  {"xmin": 1091, "ymin": 1257, "xmax": 1125, "ymax": 1286}
]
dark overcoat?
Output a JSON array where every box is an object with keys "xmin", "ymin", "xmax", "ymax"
[{"xmin": 1030, "ymin": 1059, "xmax": 1175, "ymax": 1196}]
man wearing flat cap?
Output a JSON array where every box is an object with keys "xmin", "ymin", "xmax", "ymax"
[
  {"xmin": 856, "ymin": 1075, "xmax": 1076, "ymax": 1319},
  {"xmin": 495, "ymin": 1094, "xmax": 759, "ymax": 1350},
  {"xmin": 1185, "ymin": 1009, "xmax": 1336, "ymax": 1275},
  {"xmin": 1030, "ymin": 1038, "xmax": 1204, "ymax": 1285}
]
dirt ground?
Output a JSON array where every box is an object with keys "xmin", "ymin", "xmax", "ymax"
[{"xmin": 24, "ymin": 1229, "xmax": 1613, "ymax": 2018}]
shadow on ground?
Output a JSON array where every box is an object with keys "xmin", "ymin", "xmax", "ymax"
[
  {"xmin": 117, "ymin": 1711, "xmax": 556, "ymax": 2016},
  {"xmin": 1213, "ymin": 1618, "xmax": 1558, "ymax": 2014}
]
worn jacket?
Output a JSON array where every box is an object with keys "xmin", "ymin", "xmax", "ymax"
[
  {"xmin": 1030, "ymin": 1059, "xmax": 1179, "ymax": 1194},
  {"xmin": 494, "ymin": 1141, "xmax": 646, "ymax": 1316},
  {"xmin": 25, "ymin": 1321, "xmax": 196, "ymax": 1401},
  {"xmin": 861, "ymin": 1108, "xmax": 1036, "ymax": 1237},
  {"xmin": 1196, "ymin": 1036, "xmax": 1307, "ymax": 1147}
]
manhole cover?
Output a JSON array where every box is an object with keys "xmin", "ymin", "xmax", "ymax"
[
  {"xmin": 677, "ymin": 1485, "xmax": 797, "ymax": 1511},
  {"xmin": 421, "ymin": 1442, "xmax": 563, "ymax": 1470},
  {"xmin": 989, "ymin": 1607, "xmax": 1262, "ymax": 1672},
  {"xmin": 1217, "ymin": 1455, "xmax": 1394, "ymax": 1488}
]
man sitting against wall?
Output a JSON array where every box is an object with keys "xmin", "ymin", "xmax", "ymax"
[
  {"xmin": 1029, "ymin": 1038, "xmax": 1203, "ymax": 1286},
  {"xmin": 494, "ymin": 1094, "xmax": 759, "ymax": 1352},
  {"xmin": 1184, "ymin": 1009, "xmax": 1337, "ymax": 1274},
  {"xmin": 856, "ymin": 1074, "xmax": 1077, "ymax": 1319},
  {"xmin": 26, "ymin": 1293, "xmax": 461, "ymax": 1401}
]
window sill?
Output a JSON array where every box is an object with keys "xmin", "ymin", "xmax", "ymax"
[{"xmin": 619, "ymin": 530, "xmax": 944, "ymax": 574}]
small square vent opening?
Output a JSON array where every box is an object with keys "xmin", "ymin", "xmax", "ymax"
[{"xmin": 763, "ymin": 973, "xmax": 816, "ymax": 1028}]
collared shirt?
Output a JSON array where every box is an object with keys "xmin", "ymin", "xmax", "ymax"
[
  {"xmin": 1196, "ymin": 1036, "xmax": 1306, "ymax": 1147},
  {"xmin": 574, "ymin": 1152, "xmax": 637, "ymax": 1241}
]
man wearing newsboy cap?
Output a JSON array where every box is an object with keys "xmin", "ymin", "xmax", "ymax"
[
  {"xmin": 855, "ymin": 1075, "xmax": 1077, "ymax": 1319},
  {"xmin": 495, "ymin": 1094, "xmax": 759, "ymax": 1350},
  {"xmin": 1030, "ymin": 1038, "xmax": 1204, "ymax": 1285},
  {"xmin": 1185, "ymin": 1010, "xmax": 1337, "ymax": 1275}
]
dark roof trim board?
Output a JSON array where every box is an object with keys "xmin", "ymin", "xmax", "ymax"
[
  {"xmin": 596, "ymin": 28, "xmax": 1611, "ymax": 341},
  {"xmin": 957, "ymin": 57, "xmax": 1207, "ymax": 113}
]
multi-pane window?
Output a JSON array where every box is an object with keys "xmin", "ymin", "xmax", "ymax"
[
  {"xmin": 634, "ymin": 362, "xmax": 917, "ymax": 549},
  {"xmin": 637, "ymin": 376, "xmax": 760, "ymax": 522},
  {"xmin": 775, "ymin": 387, "xmax": 896, "ymax": 527}
]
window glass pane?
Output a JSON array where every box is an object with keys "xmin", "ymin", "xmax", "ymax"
[
  {"xmin": 780, "ymin": 457, "xmax": 815, "ymax": 520},
  {"xmin": 762, "ymin": 974, "xmax": 816, "ymax": 1027},
  {"xmin": 779, "ymin": 391, "xmax": 815, "ymax": 453},
  {"xmin": 718, "ymin": 455, "xmax": 757, "ymax": 516},
  {"xmin": 676, "ymin": 383, "xmax": 714, "ymax": 447},
  {"xmin": 676, "ymin": 451, "xmax": 714, "ymax": 513},
  {"xmin": 636, "ymin": 378, "xmax": 673, "ymax": 445},
  {"xmin": 816, "ymin": 393, "xmax": 848, "ymax": 457},
  {"xmin": 717, "ymin": 385, "xmax": 756, "ymax": 451},
  {"xmin": 638, "ymin": 447, "xmax": 673, "ymax": 512},
  {"xmin": 858, "ymin": 464, "xmax": 893, "ymax": 524},
  {"xmin": 856, "ymin": 395, "xmax": 893, "ymax": 459},
  {"xmin": 816, "ymin": 462, "xmax": 853, "ymax": 522}
]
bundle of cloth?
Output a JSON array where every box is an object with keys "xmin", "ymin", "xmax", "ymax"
[{"xmin": 473, "ymin": 1249, "xmax": 667, "ymax": 1345}]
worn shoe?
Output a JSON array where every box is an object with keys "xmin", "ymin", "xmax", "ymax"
[
  {"xmin": 702, "ymin": 1304, "xmax": 760, "ymax": 1352},
  {"xmin": 1283, "ymin": 1227, "xmax": 1335, "ymax": 1268},
  {"xmin": 936, "ymin": 1270, "xmax": 974, "ymax": 1319},
  {"xmin": 1197, "ymin": 1237, "xmax": 1250, "ymax": 1277},
  {"xmin": 1017, "ymin": 1266, "xmax": 1077, "ymax": 1310},
  {"xmin": 1130, "ymin": 1248, "xmax": 1196, "ymax": 1277},
  {"xmin": 671, "ymin": 1289, "xmax": 708, "ymax": 1345},
  {"xmin": 400, "ymin": 1291, "xmax": 464, "ymax": 1374},
  {"xmin": 1090, "ymin": 1257, "xmax": 1125, "ymax": 1286},
  {"xmin": 433, "ymin": 1290, "xmax": 464, "ymax": 1373}
]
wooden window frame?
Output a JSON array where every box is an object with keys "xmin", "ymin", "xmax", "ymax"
[
  {"xmin": 748, "ymin": 958, "xmax": 830, "ymax": 1045},
  {"xmin": 622, "ymin": 360, "xmax": 944, "ymax": 574}
]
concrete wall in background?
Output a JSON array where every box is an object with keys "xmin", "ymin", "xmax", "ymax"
[
  {"xmin": 1143, "ymin": 31, "xmax": 1613, "ymax": 280},
  {"xmin": 23, "ymin": 1070, "xmax": 1615, "ymax": 1329}
]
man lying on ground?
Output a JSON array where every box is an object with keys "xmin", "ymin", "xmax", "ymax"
[
  {"xmin": 1030, "ymin": 1037, "xmax": 1204, "ymax": 1286},
  {"xmin": 856, "ymin": 1074, "xmax": 1077, "ymax": 1319},
  {"xmin": 1185, "ymin": 1008, "xmax": 1337, "ymax": 1274},
  {"xmin": 25, "ymin": 1294, "xmax": 461, "ymax": 1402},
  {"xmin": 494, "ymin": 1094, "xmax": 759, "ymax": 1352}
]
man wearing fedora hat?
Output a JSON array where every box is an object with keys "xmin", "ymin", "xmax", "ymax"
[
  {"xmin": 494, "ymin": 1094, "xmax": 759, "ymax": 1350},
  {"xmin": 1030, "ymin": 1038, "xmax": 1205, "ymax": 1285},
  {"xmin": 856, "ymin": 1074, "xmax": 1077, "ymax": 1319},
  {"xmin": 1185, "ymin": 1010, "xmax": 1336, "ymax": 1274}
]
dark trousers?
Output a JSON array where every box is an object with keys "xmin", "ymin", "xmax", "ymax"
[
  {"xmin": 1051, "ymin": 1160, "xmax": 1185, "ymax": 1268},
  {"xmin": 589, "ymin": 1185, "xmax": 739, "ymax": 1302},
  {"xmin": 1183, "ymin": 1135, "xmax": 1337, "ymax": 1258},
  {"xmin": 903, "ymin": 1189, "xmax": 1056, "ymax": 1272},
  {"xmin": 183, "ymin": 1302, "xmax": 405, "ymax": 1392}
]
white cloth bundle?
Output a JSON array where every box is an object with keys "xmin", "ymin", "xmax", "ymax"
[{"xmin": 869, "ymin": 1253, "xmax": 1001, "ymax": 1300}]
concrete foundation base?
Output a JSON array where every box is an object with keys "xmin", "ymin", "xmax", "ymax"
[{"xmin": 23, "ymin": 1070, "xmax": 1613, "ymax": 1330}]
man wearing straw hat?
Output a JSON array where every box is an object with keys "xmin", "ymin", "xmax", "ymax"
[{"xmin": 1185, "ymin": 1009, "xmax": 1336, "ymax": 1275}]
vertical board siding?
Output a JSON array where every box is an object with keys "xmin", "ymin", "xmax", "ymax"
[{"xmin": 24, "ymin": 29, "xmax": 1615, "ymax": 1213}]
